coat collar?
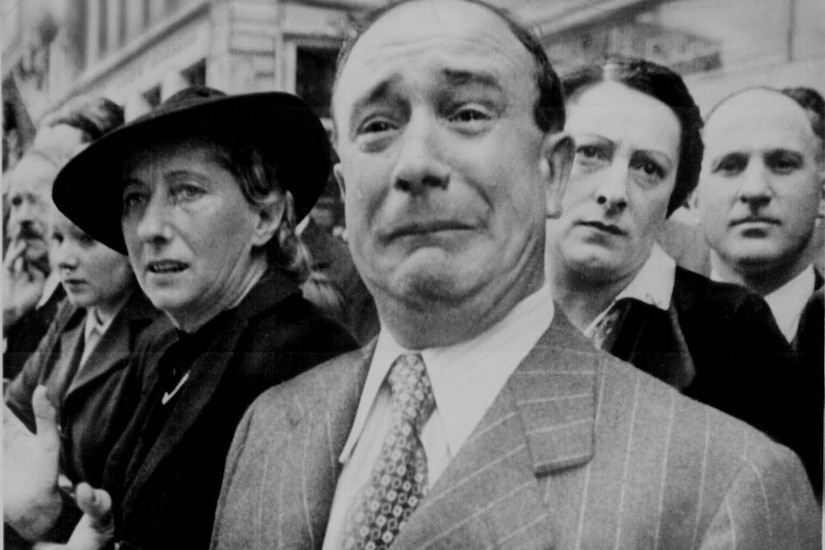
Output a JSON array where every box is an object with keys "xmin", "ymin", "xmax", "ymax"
[
  {"xmin": 123, "ymin": 270, "xmax": 301, "ymax": 493},
  {"xmin": 65, "ymin": 290, "xmax": 159, "ymax": 398}
]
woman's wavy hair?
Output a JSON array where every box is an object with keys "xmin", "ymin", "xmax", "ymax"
[
  {"xmin": 561, "ymin": 56, "xmax": 704, "ymax": 216},
  {"xmin": 200, "ymin": 134, "xmax": 312, "ymax": 284}
]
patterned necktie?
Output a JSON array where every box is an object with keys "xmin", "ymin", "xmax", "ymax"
[
  {"xmin": 342, "ymin": 354, "xmax": 435, "ymax": 550},
  {"xmin": 588, "ymin": 299, "xmax": 629, "ymax": 351}
]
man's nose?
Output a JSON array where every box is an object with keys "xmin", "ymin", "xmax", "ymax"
[
  {"xmin": 390, "ymin": 114, "xmax": 450, "ymax": 195},
  {"xmin": 595, "ymin": 165, "xmax": 629, "ymax": 212},
  {"xmin": 14, "ymin": 200, "xmax": 37, "ymax": 225},
  {"xmin": 737, "ymin": 162, "xmax": 773, "ymax": 206}
]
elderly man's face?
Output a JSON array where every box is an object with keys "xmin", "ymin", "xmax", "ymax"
[
  {"xmin": 6, "ymin": 154, "xmax": 57, "ymax": 268},
  {"xmin": 697, "ymin": 90, "xmax": 823, "ymax": 277},
  {"xmin": 333, "ymin": 0, "xmax": 562, "ymax": 333}
]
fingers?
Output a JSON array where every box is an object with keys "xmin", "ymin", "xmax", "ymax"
[
  {"xmin": 32, "ymin": 386, "xmax": 59, "ymax": 443},
  {"xmin": 74, "ymin": 484, "xmax": 113, "ymax": 532},
  {"xmin": 4, "ymin": 239, "xmax": 27, "ymax": 271}
]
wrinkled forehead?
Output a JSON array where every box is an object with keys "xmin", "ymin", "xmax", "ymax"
[
  {"xmin": 333, "ymin": 0, "xmax": 535, "ymax": 120},
  {"xmin": 704, "ymin": 90, "xmax": 818, "ymax": 153}
]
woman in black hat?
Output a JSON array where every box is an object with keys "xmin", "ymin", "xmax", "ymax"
[{"xmin": 8, "ymin": 87, "xmax": 358, "ymax": 549}]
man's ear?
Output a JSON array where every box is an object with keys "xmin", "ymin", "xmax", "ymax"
[
  {"xmin": 333, "ymin": 163, "xmax": 347, "ymax": 201},
  {"xmin": 251, "ymin": 193, "xmax": 286, "ymax": 247},
  {"xmin": 541, "ymin": 132, "xmax": 574, "ymax": 219}
]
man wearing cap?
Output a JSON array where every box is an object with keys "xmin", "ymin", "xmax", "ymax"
[
  {"xmin": 5, "ymin": 87, "xmax": 357, "ymax": 549},
  {"xmin": 210, "ymin": 1, "xmax": 820, "ymax": 549}
]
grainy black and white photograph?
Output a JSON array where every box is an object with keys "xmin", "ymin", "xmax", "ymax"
[{"xmin": 2, "ymin": 0, "xmax": 823, "ymax": 548}]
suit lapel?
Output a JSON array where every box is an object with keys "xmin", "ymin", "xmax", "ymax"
[
  {"xmin": 65, "ymin": 291, "xmax": 156, "ymax": 398},
  {"xmin": 271, "ymin": 344, "xmax": 374, "ymax": 549},
  {"xmin": 64, "ymin": 309, "xmax": 130, "ymax": 399},
  {"xmin": 51, "ymin": 321, "xmax": 86, "ymax": 411},
  {"xmin": 392, "ymin": 312, "xmax": 599, "ymax": 550}
]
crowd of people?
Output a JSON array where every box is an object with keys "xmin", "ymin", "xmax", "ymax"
[{"xmin": 3, "ymin": 0, "xmax": 823, "ymax": 548}]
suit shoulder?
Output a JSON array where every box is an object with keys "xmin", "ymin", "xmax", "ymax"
[
  {"xmin": 673, "ymin": 267, "xmax": 773, "ymax": 317},
  {"xmin": 244, "ymin": 346, "xmax": 369, "ymax": 423}
]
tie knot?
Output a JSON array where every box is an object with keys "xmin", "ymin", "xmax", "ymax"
[{"xmin": 388, "ymin": 354, "xmax": 435, "ymax": 429}]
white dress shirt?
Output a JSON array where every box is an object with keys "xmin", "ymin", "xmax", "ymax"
[
  {"xmin": 763, "ymin": 265, "xmax": 816, "ymax": 343},
  {"xmin": 583, "ymin": 244, "xmax": 676, "ymax": 339},
  {"xmin": 322, "ymin": 285, "xmax": 555, "ymax": 550},
  {"xmin": 78, "ymin": 295, "xmax": 128, "ymax": 366}
]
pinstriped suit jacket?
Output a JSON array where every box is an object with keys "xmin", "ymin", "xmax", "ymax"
[{"xmin": 211, "ymin": 311, "xmax": 821, "ymax": 549}]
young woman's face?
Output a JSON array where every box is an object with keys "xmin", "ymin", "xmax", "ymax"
[
  {"xmin": 547, "ymin": 81, "xmax": 682, "ymax": 283},
  {"xmin": 51, "ymin": 210, "xmax": 134, "ymax": 314}
]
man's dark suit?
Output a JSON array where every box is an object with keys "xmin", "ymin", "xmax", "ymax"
[{"xmin": 211, "ymin": 311, "xmax": 820, "ymax": 549}]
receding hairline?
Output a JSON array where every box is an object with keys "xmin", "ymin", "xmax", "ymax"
[{"xmin": 706, "ymin": 86, "xmax": 808, "ymax": 126}]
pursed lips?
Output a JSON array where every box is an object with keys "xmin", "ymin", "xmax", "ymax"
[
  {"xmin": 731, "ymin": 216, "xmax": 781, "ymax": 227},
  {"xmin": 383, "ymin": 220, "xmax": 475, "ymax": 241},
  {"xmin": 577, "ymin": 220, "xmax": 627, "ymax": 236}
]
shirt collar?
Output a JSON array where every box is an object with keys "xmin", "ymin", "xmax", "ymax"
[
  {"xmin": 339, "ymin": 284, "xmax": 555, "ymax": 463},
  {"xmin": 763, "ymin": 265, "xmax": 816, "ymax": 342},
  {"xmin": 585, "ymin": 244, "xmax": 676, "ymax": 336},
  {"xmin": 83, "ymin": 293, "xmax": 129, "ymax": 345}
]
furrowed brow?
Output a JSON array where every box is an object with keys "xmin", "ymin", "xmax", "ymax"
[{"xmin": 441, "ymin": 69, "xmax": 502, "ymax": 92}]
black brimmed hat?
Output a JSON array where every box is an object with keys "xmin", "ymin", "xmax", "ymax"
[{"xmin": 52, "ymin": 86, "xmax": 331, "ymax": 254}]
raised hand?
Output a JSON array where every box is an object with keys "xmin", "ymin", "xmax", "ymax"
[{"xmin": 4, "ymin": 386, "xmax": 63, "ymax": 540}]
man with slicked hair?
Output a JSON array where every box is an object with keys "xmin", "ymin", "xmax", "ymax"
[{"xmin": 212, "ymin": 2, "xmax": 820, "ymax": 548}]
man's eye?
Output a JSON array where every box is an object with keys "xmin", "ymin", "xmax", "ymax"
[
  {"xmin": 50, "ymin": 233, "xmax": 63, "ymax": 244},
  {"xmin": 359, "ymin": 119, "xmax": 395, "ymax": 134},
  {"xmin": 577, "ymin": 146, "xmax": 600, "ymax": 159},
  {"xmin": 9, "ymin": 196, "xmax": 22, "ymax": 208},
  {"xmin": 767, "ymin": 155, "xmax": 802, "ymax": 174},
  {"xmin": 450, "ymin": 109, "xmax": 489, "ymax": 123},
  {"xmin": 714, "ymin": 155, "xmax": 747, "ymax": 175},
  {"xmin": 575, "ymin": 145, "xmax": 608, "ymax": 164}
]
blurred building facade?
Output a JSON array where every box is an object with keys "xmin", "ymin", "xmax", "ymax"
[{"xmin": 3, "ymin": 0, "xmax": 824, "ymax": 172}]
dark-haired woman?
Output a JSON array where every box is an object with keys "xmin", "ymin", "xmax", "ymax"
[{"xmin": 545, "ymin": 57, "xmax": 817, "ymax": 496}]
